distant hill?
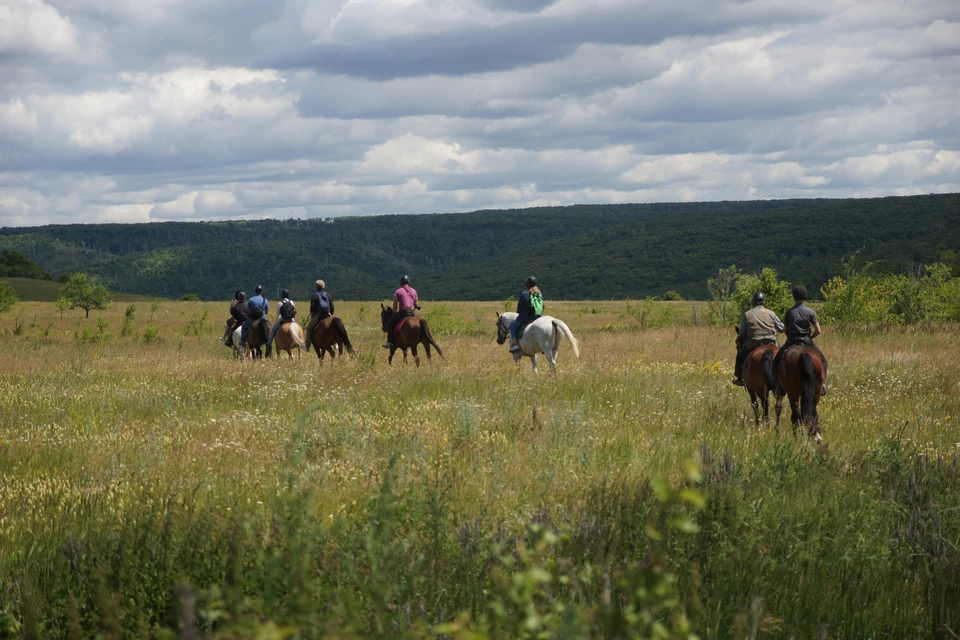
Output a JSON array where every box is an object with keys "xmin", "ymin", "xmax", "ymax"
[
  {"xmin": 4, "ymin": 278, "xmax": 152, "ymax": 303},
  {"xmin": 1, "ymin": 194, "xmax": 957, "ymax": 301}
]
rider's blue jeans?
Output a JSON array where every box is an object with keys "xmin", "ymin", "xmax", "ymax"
[
  {"xmin": 267, "ymin": 318, "xmax": 283, "ymax": 346},
  {"xmin": 509, "ymin": 314, "xmax": 537, "ymax": 342}
]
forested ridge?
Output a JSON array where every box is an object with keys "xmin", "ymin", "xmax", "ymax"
[{"xmin": 1, "ymin": 194, "xmax": 957, "ymax": 300}]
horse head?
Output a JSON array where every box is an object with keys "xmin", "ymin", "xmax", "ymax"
[
  {"xmin": 495, "ymin": 313, "xmax": 509, "ymax": 345},
  {"xmin": 380, "ymin": 303, "xmax": 393, "ymax": 331}
]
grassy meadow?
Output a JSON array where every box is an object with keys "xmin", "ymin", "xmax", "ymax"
[{"xmin": 1, "ymin": 299, "xmax": 959, "ymax": 638}]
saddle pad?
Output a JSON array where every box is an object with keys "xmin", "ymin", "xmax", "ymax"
[{"xmin": 393, "ymin": 317, "xmax": 409, "ymax": 337}]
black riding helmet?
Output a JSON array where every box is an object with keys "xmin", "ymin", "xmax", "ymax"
[
  {"xmin": 400, "ymin": 275, "xmax": 410, "ymax": 285},
  {"xmin": 752, "ymin": 291, "xmax": 765, "ymax": 306},
  {"xmin": 280, "ymin": 289, "xmax": 290, "ymax": 299},
  {"xmin": 525, "ymin": 276, "xmax": 537, "ymax": 288},
  {"xmin": 237, "ymin": 291, "xmax": 247, "ymax": 301},
  {"xmin": 254, "ymin": 285, "xmax": 264, "ymax": 295},
  {"xmin": 792, "ymin": 285, "xmax": 808, "ymax": 300}
]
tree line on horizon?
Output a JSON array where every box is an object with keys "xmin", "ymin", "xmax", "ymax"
[{"xmin": 0, "ymin": 194, "xmax": 957, "ymax": 302}]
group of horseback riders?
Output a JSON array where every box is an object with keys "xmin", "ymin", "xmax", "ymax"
[
  {"xmin": 222, "ymin": 274, "xmax": 545, "ymax": 356},
  {"xmin": 222, "ymin": 280, "xmax": 334, "ymax": 357},
  {"xmin": 222, "ymin": 275, "xmax": 825, "ymax": 394},
  {"xmin": 733, "ymin": 285, "xmax": 828, "ymax": 395}
]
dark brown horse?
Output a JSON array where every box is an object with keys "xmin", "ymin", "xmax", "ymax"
[
  {"xmin": 380, "ymin": 305, "xmax": 443, "ymax": 366},
  {"xmin": 743, "ymin": 344, "xmax": 782, "ymax": 426},
  {"xmin": 230, "ymin": 317, "xmax": 269, "ymax": 361},
  {"xmin": 307, "ymin": 316, "xmax": 354, "ymax": 361},
  {"xmin": 777, "ymin": 345, "xmax": 825, "ymax": 442}
]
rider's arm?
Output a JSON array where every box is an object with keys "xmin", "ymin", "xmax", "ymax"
[
  {"xmin": 812, "ymin": 321, "xmax": 822, "ymax": 339},
  {"xmin": 774, "ymin": 315, "xmax": 785, "ymax": 333},
  {"xmin": 392, "ymin": 294, "xmax": 399, "ymax": 313}
]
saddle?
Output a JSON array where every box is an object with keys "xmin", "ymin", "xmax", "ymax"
[{"xmin": 515, "ymin": 319, "xmax": 534, "ymax": 340}]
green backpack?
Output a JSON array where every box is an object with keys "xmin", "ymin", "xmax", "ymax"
[{"xmin": 529, "ymin": 292, "xmax": 543, "ymax": 316}]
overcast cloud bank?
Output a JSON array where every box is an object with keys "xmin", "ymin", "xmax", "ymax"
[{"xmin": 1, "ymin": 0, "xmax": 958, "ymax": 226}]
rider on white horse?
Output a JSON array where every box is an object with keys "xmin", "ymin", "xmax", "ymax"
[{"xmin": 509, "ymin": 276, "xmax": 543, "ymax": 353}]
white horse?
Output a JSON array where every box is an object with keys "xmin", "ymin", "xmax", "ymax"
[
  {"xmin": 220, "ymin": 326, "xmax": 245, "ymax": 361},
  {"xmin": 496, "ymin": 312, "xmax": 580, "ymax": 374}
]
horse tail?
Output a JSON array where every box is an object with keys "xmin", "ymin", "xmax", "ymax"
[
  {"xmin": 332, "ymin": 318, "xmax": 354, "ymax": 354},
  {"xmin": 799, "ymin": 352, "xmax": 817, "ymax": 423},
  {"xmin": 420, "ymin": 319, "xmax": 444, "ymax": 358},
  {"xmin": 552, "ymin": 320, "xmax": 580, "ymax": 358},
  {"xmin": 761, "ymin": 349, "xmax": 777, "ymax": 392}
]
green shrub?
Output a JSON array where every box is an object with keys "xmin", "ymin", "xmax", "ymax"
[{"xmin": 142, "ymin": 324, "xmax": 161, "ymax": 344}]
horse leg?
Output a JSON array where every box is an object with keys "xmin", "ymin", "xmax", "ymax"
[
  {"xmin": 388, "ymin": 346, "xmax": 396, "ymax": 365},
  {"xmin": 774, "ymin": 392, "xmax": 783, "ymax": 428},
  {"xmin": 326, "ymin": 346, "xmax": 336, "ymax": 359},
  {"xmin": 749, "ymin": 390, "xmax": 759, "ymax": 426},
  {"xmin": 530, "ymin": 354, "xmax": 539, "ymax": 375},
  {"xmin": 422, "ymin": 337, "xmax": 432, "ymax": 361},
  {"xmin": 790, "ymin": 397, "xmax": 802, "ymax": 435},
  {"xmin": 761, "ymin": 390, "xmax": 770, "ymax": 425},
  {"xmin": 412, "ymin": 344, "xmax": 420, "ymax": 368}
]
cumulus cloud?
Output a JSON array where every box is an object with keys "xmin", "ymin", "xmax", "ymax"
[
  {"xmin": 0, "ymin": 0, "xmax": 958, "ymax": 225},
  {"xmin": 0, "ymin": 0, "xmax": 79, "ymax": 58}
]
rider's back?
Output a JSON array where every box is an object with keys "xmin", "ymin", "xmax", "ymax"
[
  {"xmin": 743, "ymin": 306, "xmax": 779, "ymax": 342},
  {"xmin": 785, "ymin": 303, "xmax": 817, "ymax": 338}
]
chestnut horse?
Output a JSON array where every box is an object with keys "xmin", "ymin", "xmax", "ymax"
[
  {"xmin": 734, "ymin": 327, "xmax": 782, "ymax": 426},
  {"xmin": 380, "ymin": 305, "xmax": 443, "ymax": 366},
  {"xmin": 742, "ymin": 344, "xmax": 782, "ymax": 426},
  {"xmin": 272, "ymin": 321, "xmax": 305, "ymax": 360},
  {"xmin": 307, "ymin": 316, "xmax": 355, "ymax": 361},
  {"xmin": 777, "ymin": 345, "xmax": 826, "ymax": 443}
]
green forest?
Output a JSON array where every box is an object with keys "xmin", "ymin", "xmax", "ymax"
[{"xmin": 0, "ymin": 194, "xmax": 957, "ymax": 301}]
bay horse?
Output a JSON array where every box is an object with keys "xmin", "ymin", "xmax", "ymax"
[
  {"xmin": 272, "ymin": 321, "xmax": 305, "ymax": 360},
  {"xmin": 496, "ymin": 312, "xmax": 580, "ymax": 374},
  {"xmin": 380, "ymin": 305, "xmax": 443, "ymax": 366},
  {"xmin": 307, "ymin": 316, "xmax": 355, "ymax": 361},
  {"xmin": 777, "ymin": 345, "xmax": 826, "ymax": 443}
]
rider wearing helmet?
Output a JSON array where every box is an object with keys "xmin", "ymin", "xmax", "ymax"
[
  {"xmin": 266, "ymin": 288, "xmax": 297, "ymax": 356},
  {"xmin": 383, "ymin": 275, "xmax": 419, "ymax": 349},
  {"xmin": 302, "ymin": 280, "xmax": 335, "ymax": 352},
  {"xmin": 509, "ymin": 276, "xmax": 543, "ymax": 353},
  {"xmin": 772, "ymin": 285, "xmax": 829, "ymax": 395},
  {"xmin": 241, "ymin": 285, "xmax": 270, "ymax": 351},
  {"xmin": 223, "ymin": 290, "xmax": 247, "ymax": 347},
  {"xmin": 732, "ymin": 291, "xmax": 784, "ymax": 386}
]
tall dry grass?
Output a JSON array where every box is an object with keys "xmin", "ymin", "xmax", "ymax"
[{"xmin": 0, "ymin": 300, "xmax": 959, "ymax": 637}]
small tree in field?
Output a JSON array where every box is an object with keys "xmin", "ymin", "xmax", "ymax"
[
  {"xmin": 0, "ymin": 280, "xmax": 19, "ymax": 315},
  {"xmin": 57, "ymin": 273, "xmax": 110, "ymax": 318},
  {"xmin": 706, "ymin": 265, "xmax": 740, "ymax": 326}
]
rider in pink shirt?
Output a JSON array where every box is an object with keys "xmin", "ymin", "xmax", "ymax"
[{"xmin": 383, "ymin": 275, "xmax": 420, "ymax": 348}]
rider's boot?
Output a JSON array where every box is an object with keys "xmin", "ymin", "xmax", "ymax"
[
  {"xmin": 509, "ymin": 337, "xmax": 520, "ymax": 353},
  {"xmin": 731, "ymin": 378, "xmax": 744, "ymax": 386}
]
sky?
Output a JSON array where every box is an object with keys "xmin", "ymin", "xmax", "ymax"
[{"xmin": 1, "ymin": 0, "xmax": 958, "ymax": 227}]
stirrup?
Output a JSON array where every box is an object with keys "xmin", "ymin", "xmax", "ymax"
[
  {"xmin": 509, "ymin": 344, "xmax": 521, "ymax": 353},
  {"xmin": 382, "ymin": 342, "xmax": 393, "ymax": 349},
  {"xmin": 731, "ymin": 378, "xmax": 744, "ymax": 386}
]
